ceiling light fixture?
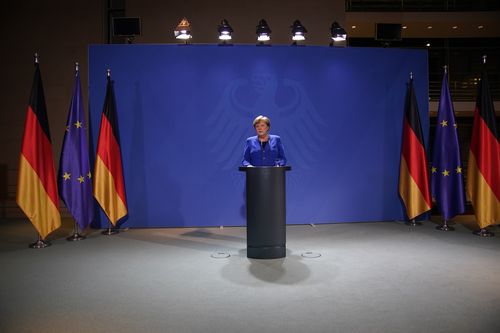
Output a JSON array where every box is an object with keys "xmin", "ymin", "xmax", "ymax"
[
  {"xmin": 291, "ymin": 20, "xmax": 307, "ymax": 44},
  {"xmin": 330, "ymin": 21, "xmax": 347, "ymax": 42},
  {"xmin": 174, "ymin": 17, "xmax": 192, "ymax": 41},
  {"xmin": 218, "ymin": 19, "xmax": 233, "ymax": 42},
  {"xmin": 256, "ymin": 19, "xmax": 271, "ymax": 44}
]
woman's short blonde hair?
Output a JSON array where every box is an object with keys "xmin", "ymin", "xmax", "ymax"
[{"xmin": 253, "ymin": 115, "xmax": 270, "ymax": 128}]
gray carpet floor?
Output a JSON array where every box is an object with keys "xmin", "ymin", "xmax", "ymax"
[{"xmin": 1, "ymin": 218, "xmax": 500, "ymax": 333}]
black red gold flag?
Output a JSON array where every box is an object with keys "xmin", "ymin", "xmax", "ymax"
[
  {"xmin": 467, "ymin": 64, "xmax": 500, "ymax": 229},
  {"xmin": 16, "ymin": 60, "xmax": 61, "ymax": 239},
  {"xmin": 399, "ymin": 76, "xmax": 432, "ymax": 220},
  {"xmin": 93, "ymin": 72, "xmax": 128, "ymax": 225}
]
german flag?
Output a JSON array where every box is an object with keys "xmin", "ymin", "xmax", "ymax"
[
  {"xmin": 94, "ymin": 73, "xmax": 127, "ymax": 225},
  {"xmin": 467, "ymin": 66, "xmax": 500, "ymax": 229},
  {"xmin": 399, "ymin": 76, "xmax": 432, "ymax": 220},
  {"xmin": 16, "ymin": 61, "xmax": 61, "ymax": 239}
]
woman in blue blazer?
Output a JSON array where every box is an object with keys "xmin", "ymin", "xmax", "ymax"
[{"xmin": 242, "ymin": 115, "xmax": 287, "ymax": 167}]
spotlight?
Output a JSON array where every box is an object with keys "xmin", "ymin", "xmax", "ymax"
[
  {"xmin": 256, "ymin": 19, "xmax": 271, "ymax": 43},
  {"xmin": 330, "ymin": 21, "xmax": 346, "ymax": 42},
  {"xmin": 174, "ymin": 17, "xmax": 192, "ymax": 40},
  {"xmin": 291, "ymin": 20, "xmax": 307, "ymax": 43},
  {"xmin": 218, "ymin": 19, "xmax": 233, "ymax": 41}
]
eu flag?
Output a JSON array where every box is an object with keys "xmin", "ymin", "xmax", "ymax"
[
  {"xmin": 431, "ymin": 69, "xmax": 465, "ymax": 220},
  {"xmin": 58, "ymin": 67, "xmax": 94, "ymax": 230}
]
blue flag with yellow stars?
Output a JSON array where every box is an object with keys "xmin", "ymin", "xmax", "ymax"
[
  {"xmin": 58, "ymin": 67, "xmax": 94, "ymax": 230},
  {"xmin": 431, "ymin": 68, "xmax": 466, "ymax": 220}
]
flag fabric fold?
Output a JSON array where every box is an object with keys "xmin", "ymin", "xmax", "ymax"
[
  {"xmin": 16, "ymin": 62, "xmax": 61, "ymax": 239},
  {"xmin": 399, "ymin": 77, "xmax": 432, "ymax": 220},
  {"xmin": 467, "ymin": 66, "xmax": 500, "ymax": 229},
  {"xmin": 431, "ymin": 70, "xmax": 466, "ymax": 220},
  {"xmin": 93, "ymin": 75, "xmax": 128, "ymax": 225},
  {"xmin": 58, "ymin": 69, "xmax": 94, "ymax": 230}
]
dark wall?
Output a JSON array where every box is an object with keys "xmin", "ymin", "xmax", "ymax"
[
  {"xmin": 0, "ymin": 0, "xmax": 344, "ymax": 217},
  {"xmin": 0, "ymin": 0, "xmax": 344, "ymax": 173},
  {"xmin": 0, "ymin": 0, "xmax": 105, "ymax": 171},
  {"xmin": 128, "ymin": 0, "xmax": 345, "ymax": 45}
]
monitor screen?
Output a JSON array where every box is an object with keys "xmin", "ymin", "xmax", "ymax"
[
  {"xmin": 375, "ymin": 23, "xmax": 402, "ymax": 41},
  {"xmin": 113, "ymin": 17, "xmax": 141, "ymax": 36}
]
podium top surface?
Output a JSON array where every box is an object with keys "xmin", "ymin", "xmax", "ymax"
[{"xmin": 239, "ymin": 166, "xmax": 291, "ymax": 171}]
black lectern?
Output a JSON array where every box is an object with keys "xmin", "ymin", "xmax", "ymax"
[{"xmin": 239, "ymin": 166, "xmax": 291, "ymax": 259}]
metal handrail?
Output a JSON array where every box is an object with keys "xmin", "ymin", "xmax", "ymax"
[
  {"xmin": 429, "ymin": 76, "xmax": 500, "ymax": 101},
  {"xmin": 346, "ymin": 0, "xmax": 500, "ymax": 12}
]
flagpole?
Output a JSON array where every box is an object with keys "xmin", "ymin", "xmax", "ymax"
[
  {"xmin": 101, "ymin": 68, "xmax": 119, "ymax": 236},
  {"xmin": 22, "ymin": 52, "xmax": 60, "ymax": 249},
  {"xmin": 435, "ymin": 65, "xmax": 456, "ymax": 232},
  {"xmin": 67, "ymin": 222, "xmax": 86, "ymax": 241},
  {"xmin": 471, "ymin": 55, "xmax": 495, "ymax": 238},
  {"xmin": 27, "ymin": 52, "xmax": 51, "ymax": 248},
  {"xmin": 406, "ymin": 73, "xmax": 419, "ymax": 228},
  {"xmin": 399, "ymin": 72, "xmax": 430, "ymax": 227},
  {"xmin": 473, "ymin": 228, "xmax": 495, "ymax": 237},
  {"xmin": 436, "ymin": 219, "xmax": 454, "ymax": 231},
  {"xmin": 102, "ymin": 221, "xmax": 119, "ymax": 235},
  {"xmin": 406, "ymin": 218, "xmax": 422, "ymax": 226},
  {"xmin": 29, "ymin": 234, "xmax": 51, "ymax": 248},
  {"xmin": 96, "ymin": 67, "xmax": 126, "ymax": 235},
  {"xmin": 62, "ymin": 61, "xmax": 87, "ymax": 242}
]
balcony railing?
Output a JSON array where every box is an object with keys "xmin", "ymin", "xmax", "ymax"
[
  {"xmin": 346, "ymin": 0, "xmax": 500, "ymax": 12},
  {"xmin": 348, "ymin": 37, "xmax": 500, "ymax": 101},
  {"xmin": 429, "ymin": 74, "xmax": 500, "ymax": 101}
]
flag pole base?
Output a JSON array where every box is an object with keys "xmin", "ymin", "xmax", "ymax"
[
  {"xmin": 66, "ymin": 232, "xmax": 86, "ymax": 241},
  {"xmin": 473, "ymin": 229, "xmax": 494, "ymax": 237},
  {"xmin": 405, "ymin": 219, "xmax": 422, "ymax": 226},
  {"xmin": 29, "ymin": 239, "xmax": 51, "ymax": 249},
  {"xmin": 436, "ymin": 220, "xmax": 454, "ymax": 231},
  {"xmin": 67, "ymin": 222, "xmax": 86, "ymax": 241},
  {"xmin": 101, "ymin": 227, "xmax": 119, "ymax": 235}
]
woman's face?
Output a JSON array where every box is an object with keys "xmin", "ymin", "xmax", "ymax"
[{"xmin": 255, "ymin": 121, "xmax": 269, "ymax": 137}]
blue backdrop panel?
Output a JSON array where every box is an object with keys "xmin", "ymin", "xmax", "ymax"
[{"xmin": 88, "ymin": 45, "xmax": 428, "ymax": 228}]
